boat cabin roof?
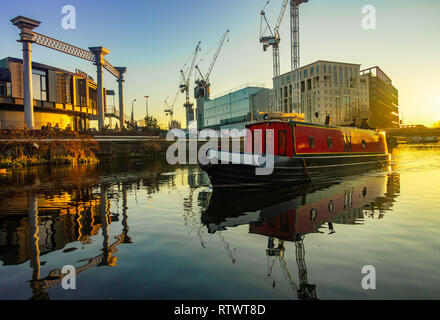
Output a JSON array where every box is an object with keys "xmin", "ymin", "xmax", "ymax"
[{"xmin": 245, "ymin": 120, "xmax": 378, "ymax": 132}]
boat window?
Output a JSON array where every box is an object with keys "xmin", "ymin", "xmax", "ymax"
[
  {"xmin": 327, "ymin": 137, "xmax": 333, "ymax": 148},
  {"xmin": 328, "ymin": 200, "xmax": 334, "ymax": 212},
  {"xmin": 280, "ymin": 212, "xmax": 289, "ymax": 232},
  {"xmin": 309, "ymin": 136, "xmax": 316, "ymax": 148},
  {"xmin": 310, "ymin": 208, "xmax": 318, "ymax": 221},
  {"xmin": 251, "ymin": 129, "xmax": 265, "ymax": 155},
  {"xmin": 278, "ymin": 130, "xmax": 287, "ymax": 156},
  {"xmin": 344, "ymin": 133, "xmax": 352, "ymax": 151}
]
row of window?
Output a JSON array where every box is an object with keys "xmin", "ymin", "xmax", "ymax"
[{"xmin": 281, "ymin": 64, "xmax": 360, "ymax": 85}]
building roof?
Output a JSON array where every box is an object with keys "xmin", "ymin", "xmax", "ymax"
[
  {"xmin": 277, "ymin": 60, "xmax": 361, "ymax": 78},
  {"xmin": 360, "ymin": 66, "xmax": 392, "ymax": 84},
  {"xmin": 0, "ymin": 57, "xmax": 94, "ymax": 80}
]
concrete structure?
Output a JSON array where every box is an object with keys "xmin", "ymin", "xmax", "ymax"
[
  {"xmin": 0, "ymin": 57, "xmax": 104, "ymax": 130},
  {"xmin": 202, "ymin": 85, "xmax": 272, "ymax": 129},
  {"xmin": 10, "ymin": 16, "xmax": 125, "ymax": 131},
  {"xmin": 274, "ymin": 60, "xmax": 366, "ymax": 125},
  {"xmin": 89, "ymin": 47, "xmax": 109, "ymax": 131},
  {"xmin": 10, "ymin": 16, "xmax": 41, "ymax": 130},
  {"xmin": 115, "ymin": 67, "xmax": 127, "ymax": 130},
  {"xmin": 361, "ymin": 66, "xmax": 399, "ymax": 129}
]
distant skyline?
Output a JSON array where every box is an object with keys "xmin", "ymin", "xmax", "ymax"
[{"xmin": 1, "ymin": 0, "xmax": 439, "ymax": 127}]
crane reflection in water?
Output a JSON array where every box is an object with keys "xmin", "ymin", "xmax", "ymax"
[
  {"xmin": 0, "ymin": 160, "xmax": 401, "ymax": 300},
  {"xmin": 199, "ymin": 171, "xmax": 401, "ymax": 300}
]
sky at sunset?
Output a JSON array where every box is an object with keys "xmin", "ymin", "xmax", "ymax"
[{"xmin": 1, "ymin": 0, "xmax": 439, "ymax": 127}]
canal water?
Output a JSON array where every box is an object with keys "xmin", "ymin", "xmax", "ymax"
[{"xmin": 0, "ymin": 143, "xmax": 439, "ymax": 300}]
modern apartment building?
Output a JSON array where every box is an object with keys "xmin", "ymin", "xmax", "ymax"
[
  {"xmin": 273, "ymin": 60, "xmax": 366, "ymax": 126},
  {"xmin": 0, "ymin": 57, "xmax": 108, "ymax": 130},
  {"xmin": 361, "ymin": 66, "xmax": 399, "ymax": 128}
]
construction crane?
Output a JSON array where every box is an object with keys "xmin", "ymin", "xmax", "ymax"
[
  {"xmin": 259, "ymin": 0, "xmax": 289, "ymax": 78},
  {"xmin": 164, "ymin": 50, "xmax": 198, "ymax": 129},
  {"xmin": 290, "ymin": 0, "xmax": 309, "ymax": 114},
  {"xmin": 195, "ymin": 29, "xmax": 230, "ymax": 99},
  {"xmin": 164, "ymin": 86, "xmax": 180, "ymax": 129},
  {"xmin": 180, "ymin": 41, "xmax": 201, "ymax": 129},
  {"xmin": 194, "ymin": 29, "xmax": 230, "ymax": 130}
]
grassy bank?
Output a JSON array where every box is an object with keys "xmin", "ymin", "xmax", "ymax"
[{"xmin": 0, "ymin": 129, "xmax": 99, "ymax": 168}]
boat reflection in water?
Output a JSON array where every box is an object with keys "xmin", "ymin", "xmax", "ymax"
[{"xmin": 200, "ymin": 171, "xmax": 400, "ymax": 300}]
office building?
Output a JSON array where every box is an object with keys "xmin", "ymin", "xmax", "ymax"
[
  {"xmin": 203, "ymin": 85, "xmax": 272, "ymax": 130},
  {"xmin": 273, "ymin": 60, "xmax": 366, "ymax": 126},
  {"xmin": 361, "ymin": 66, "xmax": 399, "ymax": 128},
  {"xmin": 0, "ymin": 57, "xmax": 108, "ymax": 130}
]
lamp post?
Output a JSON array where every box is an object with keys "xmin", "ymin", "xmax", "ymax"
[
  {"xmin": 144, "ymin": 96, "xmax": 149, "ymax": 118},
  {"xmin": 131, "ymin": 98, "xmax": 136, "ymax": 126}
]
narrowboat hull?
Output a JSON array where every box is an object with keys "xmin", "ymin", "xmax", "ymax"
[
  {"xmin": 201, "ymin": 153, "xmax": 389, "ymax": 187},
  {"xmin": 200, "ymin": 121, "xmax": 390, "ymax": 187}
]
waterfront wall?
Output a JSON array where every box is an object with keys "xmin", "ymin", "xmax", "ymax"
[
  {"xmin": 95, "ymin": 139, "xmax": 172, "ymax": 160},
  {"xmin": 0, "ymin": 130, "xmax": 240, "ymax": 168}
]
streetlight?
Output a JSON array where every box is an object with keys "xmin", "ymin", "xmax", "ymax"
[
  {"xmin": 144, "ymin": 96, "xmax": 149, "ymax": 121},
  {"xmin": 131, "ymin": 98, "xmax": 136, "ymax": 125}
]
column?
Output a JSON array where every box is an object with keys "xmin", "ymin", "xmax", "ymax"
[
  {"xmin": 89, "ymin": 47, "xmax": 110, "ymax": 131},
  {"xmin": 11, "ymin": 16, "xmax": 41, "ymax": 130},
  {"xmin": 115, "ymin": 67, "xmax": 127, "ymax": 130}
]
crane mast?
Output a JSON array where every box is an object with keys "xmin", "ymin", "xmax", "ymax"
[
  {"xmin": 180, "ymin": 41, "xmax": 201, "ymax": 129},
  {"xmin": 260, "ymin": 0, "xmax": 289, "ymax": 112},
  {"xmin": 290, "ymin": 0, "xmax": 308, "ymax": 114},
  {"xmin": 260, "ymin": 0, "xmax": 288, "ymax": 78}
]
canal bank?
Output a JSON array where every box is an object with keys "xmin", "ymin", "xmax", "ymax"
[{"xmin": 0, "ymin": 131, "xmax": 175, "ymax": 168}]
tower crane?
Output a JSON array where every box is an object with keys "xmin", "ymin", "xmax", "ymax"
[
  {"xmin": 195, "ymin": 29, "xmax": 230, "ymax": 99},
  {"xmin": 194, "ymin": 29, "xmax": 230, "ymax": 130},
  {"xmin": 290, "ymin": 0, "xmax": 308, "ymax": 114},
  {"xmin": 180, "ymin": 41, "xmax": 201, "ymax": 129},
  {"xmin": 164, "ymin": 86, "xmax": 180, "ymax": 129},
  {"xmin": 259, "ymin": 0, "xmax": 289, "ymax": 79}
]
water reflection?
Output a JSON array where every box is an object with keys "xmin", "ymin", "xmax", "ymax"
[
  {"xmin": 0, "ymin": 160, "xmax": 179, "ymax": 299},
  {"xmin": 200, "ymin": 172, "xmax": 400, "ymax": 300},
  {"xmin": 0, "ymin": 158, "xmax": 403, "ymax": 300}
]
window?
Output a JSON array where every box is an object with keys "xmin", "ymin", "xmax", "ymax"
[
  {"xmin": 309, "ymin": 136, "xmax": 316, "ymax": 148},
  {"xmin": 327, "ymin": 137, "xmax": 333, "ymax": 148},
  {"xmin": 32, "ymin": 69, "xmax": 47, "ymax": 101},
  {"xmin": 278, "ymin": 130, "xmax": 287, "ymax": 156}
]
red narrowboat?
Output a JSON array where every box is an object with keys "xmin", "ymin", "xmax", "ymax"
[{"xmin": 200, "ymin": 120, "xmax": 390, "ymax": 187}]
